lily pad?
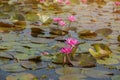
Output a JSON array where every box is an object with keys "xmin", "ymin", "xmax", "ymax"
[
  {"xmin": 81, "ymin": 69, "xmax": 112, "ymax": 78},
  {"xmin": 0, "ymin": 63, "xmax": 26, "ymax": 72},
  {"xmin": 89, "ymin": 43, "xmax": 112, "ymax": 59},
  {"xmin": 79, "ymin": 30, "xmax": 97, "ymax": 39},
  {"xmin": 112, "ymin": 75, "xmax": 120, "ymax": 80},
  {"xmin": 6, "ymin": 73, "xmax": 38, "ymax": 80},
  {"xmin": 13, "ymin": 53, "xmax": 41, "ymax": 61},
  {"xmin": 71, "ymin": 53, "xmax": 96, "ymax": 67},
  {"xmin": 56, "ymin": 67, "xmax": 81, "ymax": 75},
  {"xmin": 31, "ymin": 38, "xmax": 54, "ymax": 44},
  {"xmin": 21, "ymin": 61, "xmax": 46, "ymax": 70},
  {"xmin": 50, "ymin": 28, "xmax": 68, "ymax": 36},
  {"xmin": 95, "ymin": 28, "xmax": 113, "ymax": 37},
  {"xmin": 59, "ymin": 74, "xmax": 86, "ymax": 80},
  {"xmin": 31, "ymin": 27, "xmax": 44, "ymax": 37},
  {"xmin": 97, "ymin": 58, "xmax": 119, "ymax": 65},
  {"xmin": 0, "ymin": 52, "xmax": 13, "ymax": 59},
  {"xmin": 25, "ymin": 13, "xmax": 39, "ymax": 21}
]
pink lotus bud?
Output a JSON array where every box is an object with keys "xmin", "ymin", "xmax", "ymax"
[
  {"xmin": 115, "ymin": 1, "xmax": 120, "ymax": 6},
  {"xmin": 68, "ymin": 15, "xmax": 76, "ymax": 22},
  {"xmin": 39, "ymin": 0, "xmax": 45, "ymax": 3},
  {"xmin": 60, "ymin": 46, "xmax": 72, "ymax": 54},
  {"xmin": 59, "ymin": 21, "xmax": 66, "ymax": 26},
  {"xmin": 65, "ymin": 0, "xmax": 71, "ymax": 4},
  {"xmin": 53, "ymin": 18, "xmax": 62, "ymax": 23},
  {"xmin": 65, "ymin": 38, "xmax": 79, "ymax": 47},
  {"xmin": 81, "ymin": 0, "xmax": 87, "ymax": 4},
  {"xmin": 57, "ymin": 0, "xmax": 63, "ymax": 4}
]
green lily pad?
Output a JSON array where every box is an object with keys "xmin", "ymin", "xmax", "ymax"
[
  {"xmin": 13, "ymin": 53, "xmax": 41, "ymax": 61},
  {"xmin": 79, "ymin": 30, "xmax": 97, "ymax": 39},
  {"xmin": 50, "ymin": 28, "xmax": 68, "ymax": 36},
  {"xmin": 89, "ymin": 43, "xmax": 112, "ymax": 59},
  {"xmin": 117, "ymin": 35, "xmax": 120, "ymax": 42},
  {"xmin": 31, "ymin": 27, "xmax": 44, "ymax": 37},
  {"xmin": 81, "ymin": 69, "xmax": 112, "ymax": 78},
  {"xmin": 0, "ymin": 63, "xmax": 26, "ymax": 72},
  {"xmin": 52, "ymin": 53, "xmax": 65, "ymax": 64},
  {"xmin": 97, "ymin": 58, "xmax": 119, "ymax": 65},
  {"xmin": 2, "ymin": 34, "xmax": 18, "ymax": 41},
  {"xmin": 56, "ymin": 67, "xmax": 81, "ymax": 75},
  {"xmin": 95, "ymin": 28, "xmax": 112, "ymax": 37},
  {"xmin": 71, "ymin": 53, "xmax": 96, "ymax": 67},
  {"xmin": 25, "ymin": 13, "xmax": 39, "ymax": 21},
  {"xmin": 0, "ymin": 52, "xmax": 13, "ymax": 59},
  {"xmin": 59, "ymin": 74, "xmax": 86, "ymax": 80},
  {"xmin": 31, "ymin": 38, "xmax": 54, "ymax": 44},
  {"xmin": 21, "ymin": 61, "xmax": 46, "ymax": 70},
  {"xmin": 112, "ymin": 75, "xmax": 120, "ymax": 80},
  {"xmin": 6, "ymin": 73, "xmax": 38, "ymax": 80},
  {"xmin": 10, "ymin": 13, "xmax": 25, "ymax": 22},
  {"xmin": 0, "ymin": 12, "xmax": 10, "ymax": 19}
]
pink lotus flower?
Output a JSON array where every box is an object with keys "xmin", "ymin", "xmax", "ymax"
[
  {"xmin": 65, "ymin": 38, "xmax": 79, "ymax": 47},
  {"xmin": 115, "ymin": 1, "xmax": 120, "ymax": 6},
  {"xmin": 59, "ymin": 21, "xmax": 66, "ymax": 26},
  {"xmin": 81, "ymin": 0, "xmax": 87, "ymax": 4},
  {"xmin": 68, "ymin": 15, "xmax": 76, "ymax": 22},
  {"xmin": 57, "ymin": 0, "xmax": 63, "ymax": 4},
  {"xmin": 65, "ymin": 0, "xmax": 71, "ymax": 4},
  {"xmin": 53, "ymin": 18, "xmax": 62, "ymax": 23},
  {"xmin": 60, "ymin": 46, "xmax": 72, "ymax": 54}
]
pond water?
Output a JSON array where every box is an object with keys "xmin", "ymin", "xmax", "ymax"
[{"xmin": 0, "ymin": 0, "xmax": 120, "ymax": 80}]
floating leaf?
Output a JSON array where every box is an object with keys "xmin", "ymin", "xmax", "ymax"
[
  {"xmin": 81, "ymin": 69, "xmax": 112, "ymax": 78},
  {"xmin": 59, "ymin": 74, "xmax": 86, "ymax": 80},
  {"xmin": 6, "ymin": 73, "xmax": 38, "ymax": 80},
  {"xmin": 25, "ymin": 13, "xmax": 39, "ymax": 21},
  {"xmin": 112, "ymin": 75, "xmax": 120, "ymax": 80},
  {"xmin": 2, "ymin": 34, "xmax": 18, "ymax": 41},
  {"xmin": 71, "ymin": 53, "xmax": 96, "ymax": 68},
  {"xmin": 0, "ymin": 22, "xmax": 15, "ymax": 28},
  {"xmin": 117, "ymin": 35, "xmax": 120, "ymax": 42},
  {"xmin": 89, "ymin": 43, "xmax": 112, "ymax": 59},
  {"xmin": 38, "ymin": 14, "xmax": 51, "ymax": 24},
  {"xmin": 10, "ymin": 13, "xmax": 25, "ymax": 22},
  {"xmin": 50, "ymin": 29, "xmax": 68, "ymax": 36},
  {"xmin": 79, "ymin": 30, "xmax": 97, "ymax": 39},
  {"xmin": 56, "ymin": 67, "xmax": 81, "ymax": 75},
  {"xmin": 0, "ymin": 52, "xmax": 13, "ymax": 59},
  {"xmin": 97, "ymin": 58, "xmax": 119, "ymax": 65},
  {"xmin": 13, "ymin": 53, "xmax": 41, "ymax": 61},
  {"xmin": 52, "ymin": 53, "xmax": 65, "ymax": 64},
  {"xmin": 21, "ymin": 61, "xmax": 46, "ymax": 70},
  {"xmin": 95, "ymin": 28, "xmax": 112, "ymax": 37},
  {"xmin": 0, "ymin": 63, "xmax": 26, "ymax": 72},
  {"xmin": 31, "ymin": 38, "xmax": 54, "ymax": 44},
  {"xmin": 31, "ymin": 27, "xmax": 44, "ymax": 37}
]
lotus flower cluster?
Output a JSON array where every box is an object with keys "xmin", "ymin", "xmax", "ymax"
[
  {"xmin": 53, "ymin": 15, "xmax": 76, "ymax": 27},
  {"xmin": 60, "ymin": 38, "xmax": 79, "ymax": 54}
]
